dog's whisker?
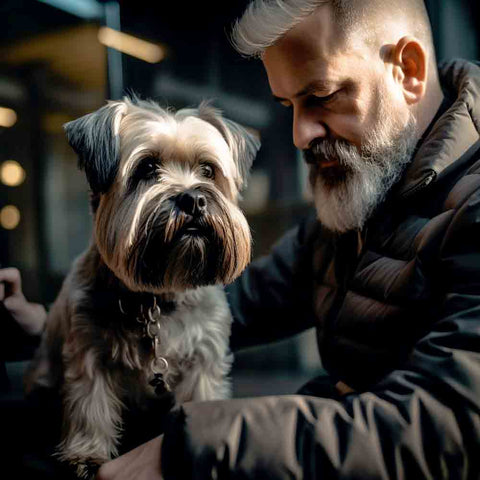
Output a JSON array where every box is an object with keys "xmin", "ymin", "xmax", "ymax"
[
  {"xmin": 146, "ymin": 198, "xmax": 166, "ymax": 234},
  {"xmin": 164, "ymin": 210, "xmax": 179, "ymax": 243}
]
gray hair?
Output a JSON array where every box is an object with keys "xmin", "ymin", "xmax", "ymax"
[
  {"xmin": 231, "ymin": 0, "xmax": 327, "ymax": 58},
  {"xmin": 231, "ymin": 0, "xmax": 435, "ymax": 62}
]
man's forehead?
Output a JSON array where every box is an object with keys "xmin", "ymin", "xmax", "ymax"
[
  {"xmin": 263, "ymin": 39, "xmax": 347, "ymax": 101},
  {"xmin": 262, "ymin": 7, "xmax": 376, "ymax": 101},
  {"xmin": 262, "ymin": 8, "xmax": 355, "ymax": 76}
]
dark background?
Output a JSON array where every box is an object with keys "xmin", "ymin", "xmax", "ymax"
[{"xmin": 1, "ymin": 0, "xmax": 479, "ymax": 395}]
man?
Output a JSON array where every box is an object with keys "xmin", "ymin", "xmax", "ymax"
[
  {"xmin": 0, "ymin": 268, "xmax": 46, "ymax": 337},
  {"xmin": 0, "ymin": 267, "xmax": 46, "ymax": 390},
  {"xmin": 99, "ymin": 0, "xmax": 480, "ymax": 478}
]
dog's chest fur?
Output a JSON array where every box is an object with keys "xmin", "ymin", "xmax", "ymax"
[{"xmin": 35, "ymin": 246, "xmax": 233, "ymax": 406}]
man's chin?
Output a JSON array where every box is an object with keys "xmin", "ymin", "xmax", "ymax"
[
  {"xmin": 311, "ymin": 163, "xmax": 383, "ymax": 233},
  {"xmin": 313, "ymin": 183, "xmax": 370, "ymax": 233}
]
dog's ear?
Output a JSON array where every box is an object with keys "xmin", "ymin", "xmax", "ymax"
[
  {"xmin": 195, "ymin": 103, "xmax": 261, "ymax": 189},
  {"xmin": 64, "ymin": 101, "xmax": 127, "ymax": 194}
]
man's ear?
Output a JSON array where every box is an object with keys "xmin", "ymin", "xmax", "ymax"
[
  {"xmin": 392, "ymin": 36, "xmax": 427, "ymax": 105},
  {"xmin": 63, "ymin": 101, "xmax": 127, "ymax": 194}
]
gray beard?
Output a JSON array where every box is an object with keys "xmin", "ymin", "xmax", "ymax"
[{"xmin": 306, "ymin": 115, "xmax": 418, "ymax": 233}]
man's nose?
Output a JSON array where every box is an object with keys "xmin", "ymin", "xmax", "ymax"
[{"xmin": 292, "ymin": 109, "xmax": 328, "ymax": 150}]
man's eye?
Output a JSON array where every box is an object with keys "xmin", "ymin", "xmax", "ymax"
[
  {"xmin": 311, "ymin": 91, "xmax": 338, "ymax": 105},
  {"xmin": 200, "ymin": 163, "xmax": 215, "ymax": 179}
]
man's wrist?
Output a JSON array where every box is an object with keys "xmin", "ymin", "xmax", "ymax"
[{"xmin": 13, "ymin": 303, "xmax": 47, "ymax": 336}]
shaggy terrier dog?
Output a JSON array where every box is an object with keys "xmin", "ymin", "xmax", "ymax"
[{"xmin": 26, "ymin": 97, "xmax": 260, "ymax": 478}]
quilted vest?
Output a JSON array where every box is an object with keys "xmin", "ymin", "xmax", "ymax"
[{"xmin": 312, "ymin": 59, "xmax": 480, "ymax": 390}]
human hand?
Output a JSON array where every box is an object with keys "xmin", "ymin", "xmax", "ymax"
[
  {"xmin": 96, "ymin": 435, "xmax": 164, "ymax": 480},
  {"xmin": 0, "ymin": 267, "xmax": 47, "ymax": 336}
]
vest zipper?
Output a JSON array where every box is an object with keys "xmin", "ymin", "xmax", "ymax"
[
  {"xmin": 401, "ymin": 170, "xmax": 436, "ymax": 199},
  {"xmin": 357, "ymin": 227, "xmax": 368, "ymax": 257}
]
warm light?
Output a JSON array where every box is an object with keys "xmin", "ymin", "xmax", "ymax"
[
  {"xmin": 0, "ymin": 205, "xmax": 21, "ymax": 230},
  {"xmin": 1, "ymin": 160, "xmax": 26, "ymax": 187},
  {"xmin": 0, "ymin": 107, "xmax": 17, "ymax": 128},
  {"xmin": 98, "ymin": 27, "xmax": 166, "ymax": 63}
]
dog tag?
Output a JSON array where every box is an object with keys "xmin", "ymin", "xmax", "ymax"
[
  {"xmin": 150, "ymin": 373, "xmax": 170, "ymax": 395},
  {"xmin": 150, "ymin": 357, "xmax": 171, "ymax": 393}
]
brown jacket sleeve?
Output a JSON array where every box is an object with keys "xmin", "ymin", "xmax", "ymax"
[{"xmin": 162, "ymin": 309, "xmax": 480, "ymax": 478}]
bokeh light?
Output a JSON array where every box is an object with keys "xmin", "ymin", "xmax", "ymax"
[
  {"xmin": 0, "ymin": 107, "xmax": 17, "ymax": 128},
  {"xmin": 1, "ymin": 160, "xmax": 26, "ymax": 187},
  {"xmin": 0, "ymin": 205, "xmax": 21, "ymax": 230}
]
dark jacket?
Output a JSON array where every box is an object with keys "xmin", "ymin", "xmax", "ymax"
[{"xmin": 162, "ymin": 59, "xmax": 480, "ymax": 479}]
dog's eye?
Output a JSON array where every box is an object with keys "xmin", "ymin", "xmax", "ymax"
[
  {"xmin": 136, "ymin": 157, "xmax": 158, "ymax": 180},
  {"xmin": 200, "ymin": 163, "xmax": 215, "ymax": 179},
  {"xmin": 128, "ymin": 157, "xmax": 159, "ymax": 192}
]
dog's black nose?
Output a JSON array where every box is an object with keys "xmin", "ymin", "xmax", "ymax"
[{"xmin": 176, "ymin": 190, "xmax": 207, "ymax": 216}]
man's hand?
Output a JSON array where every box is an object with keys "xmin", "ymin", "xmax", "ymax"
[
  {"xmin": 0, "ymin": 267, "xmax": 46, "ymax": 335},
  {"xmin": 96, "ymin": 435, "xmax": 164, "ymax": 480}
]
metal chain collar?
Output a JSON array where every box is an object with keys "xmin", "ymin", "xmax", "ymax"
[{"xmin": 119, "ymin": 296, "xmax": 171, "ymax": 392}]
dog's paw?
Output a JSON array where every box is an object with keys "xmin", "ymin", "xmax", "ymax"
[{"xmin": 56, "ymin": 435, "xmax": 116, "ymax": 478}]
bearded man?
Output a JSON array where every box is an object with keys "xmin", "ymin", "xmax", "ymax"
[{"xmin": 98, "ymin": 0, "xmax": 480, "ymax": 478}]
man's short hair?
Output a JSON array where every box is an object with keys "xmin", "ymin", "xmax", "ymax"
[{"xmin": 231, "ymin": 0, "xmax": 435, "ymax": 62}]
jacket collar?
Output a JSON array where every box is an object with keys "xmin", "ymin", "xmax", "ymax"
[{"xmin": 397, "ymin": 59, "xmax": 480, "ymax": 198}]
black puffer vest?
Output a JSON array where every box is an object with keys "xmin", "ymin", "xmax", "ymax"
[{"xmin": 313, "ymin": 59, "xmax": 480, "ymax": 389}]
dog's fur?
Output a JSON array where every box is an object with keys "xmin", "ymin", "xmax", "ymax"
[{"xmin": 25, "ymin": 97, "xmax": 260, "ymax": 477}]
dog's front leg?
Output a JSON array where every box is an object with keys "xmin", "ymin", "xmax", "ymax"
[
  {"xmin": 58, "ymin": 346, "xmax": 123, "ymax": 479},
  {"xmin": 174, "ymin": 352, "xmax": 233, "ymax": 403}
]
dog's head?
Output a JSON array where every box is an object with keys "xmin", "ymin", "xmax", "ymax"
[{"xmin": 64, "ymin": 97, "xmax": 260, "ymax": 293}]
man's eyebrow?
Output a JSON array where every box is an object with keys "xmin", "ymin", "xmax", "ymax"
[{"xmin": 272, "ymin": 80, "xmax": 334, "ymax": 103}]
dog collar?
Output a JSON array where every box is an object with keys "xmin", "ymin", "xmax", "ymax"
[
  {"xmin": 117, "ymin": 292, "xmax": 176, "ymax": 317},
  {"xmin": 118, "ymin": 293, "xmax": 176, "ymax": 395}
]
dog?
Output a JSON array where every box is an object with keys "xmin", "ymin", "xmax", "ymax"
[{"xmin": 25, "ymin": 97, "xmax": 260, "ymax": 478}]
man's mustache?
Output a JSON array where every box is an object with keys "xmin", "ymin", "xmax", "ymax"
[{"xmin": 303, "ymin": 138, "xmax": 356, "ymax": 166}]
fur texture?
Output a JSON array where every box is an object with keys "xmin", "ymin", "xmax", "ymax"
[{"xmin": 25, "ymin": 97, "xmax": 260, "ymax": 478}]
